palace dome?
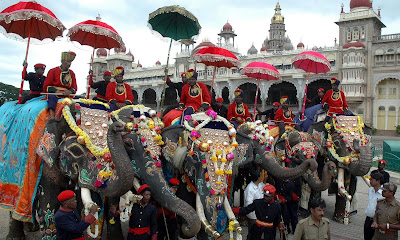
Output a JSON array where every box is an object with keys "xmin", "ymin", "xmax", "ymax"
[
  {"xmin": 223, "ymin": 22, "xmax": 233, "ymax": 31},
  {"xmin": 96, "ymin": 48, "xmax": 107, "ymax": 57},
  {"xmin": 343, "ymin": 41, "xmax": 366, "ymax": 49},
  {"xmin": 297, "ymin": 42, "xmax": 304, "ymax": 48},
  {"xmin": 156, "ymin": 60, "xmax": 161, "ymax": 65},
  {"xmin": 350, "ymin": 0, "xmax": 372, "ymax": 9},
  {"xmin": 260, "ymin": 46, "xmax": 267, "ymax": 52},
  {"xmin": 247, "ymin": 44, "xmax": 258, "ymax": 55},
  {"xmin": 126, "ymin": 51, "xmax": 134, "ymax": 61}
]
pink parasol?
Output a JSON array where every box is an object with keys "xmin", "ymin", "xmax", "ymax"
[
  {"xmin": 292, "ymin": 51, "xmax": 331, "ymax": 120},
  {"xmin": 67, "ymin": 15, "xmax": 124, "ymax": 99},
  {"xmin": 193, "ymin": 46, "xmax": 239, "ymax": 94},
  {"xmin": 241, "ymin": 62, "xmax": 280, "ymax": 120},
  {"xmin": 0, "ymin": 1, "xmax": 66, "ymax": 103}
]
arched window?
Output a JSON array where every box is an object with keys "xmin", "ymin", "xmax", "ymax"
[
  {"xmin": 347, "ymin": 28, "xmax": 351, "ymax": 41},
  {"xmin": 361, "ymin": 26, "xmax": 365, "ymax": 39},
  {"xmin": 353, "ymin": 28, "xmax": 359, "ymax": 40},
  {"xmin": 389, "ymin": 106, "xmax": 396, "ymax": 111},
  {"xmin": 378, "ymin": 106, "xmax": 385, "ymax": 111}
]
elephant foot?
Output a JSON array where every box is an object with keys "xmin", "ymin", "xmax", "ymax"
[{"xmin": 23, "ymin": 221, "xmax": 39, "ymax": 232}]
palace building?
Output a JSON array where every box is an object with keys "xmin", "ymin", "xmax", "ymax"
[{"xmin": 89, "ymin": 0, "xmax": 400, "ymax": 131}]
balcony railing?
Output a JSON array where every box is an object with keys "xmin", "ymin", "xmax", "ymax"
[{"xmin": 374, "ymin": 33, "xmax": 400, "ymax": 42}]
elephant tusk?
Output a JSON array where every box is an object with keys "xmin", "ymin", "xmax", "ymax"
[
  {"xmin": 81, "ymin": 187, "xmax": 94, "ymax": 210},
  {"xmin": 337, "ymin": 168, "xmax": 352, "ymax": 201},
  {"xmin": 133, "ymin": 177, "xmax": 140, "ymax": 191},
  {"xmin": 196, "ymin": 193, "xmax": 220, "ymax": 238},
  {"xmin": 223, "ymin": 196, "xmax": 242, "ymax": 233},
  {"xmin": 362, "ymin": 176, "xmax": 371, "ymax": 188}
]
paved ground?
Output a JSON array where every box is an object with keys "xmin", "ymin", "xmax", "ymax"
[{"xmin": 1, "ymin": 135, "xmax": 399, "ymax": 240}]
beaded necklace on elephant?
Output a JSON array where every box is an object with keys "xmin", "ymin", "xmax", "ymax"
[{"xmin": 325, "ymin": 115, "xmax": 369, "ymax": 165}]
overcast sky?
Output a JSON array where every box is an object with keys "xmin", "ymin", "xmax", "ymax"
[{"xmin": 0, "ymin": 0, "xmax": 399, "ymax": 94}]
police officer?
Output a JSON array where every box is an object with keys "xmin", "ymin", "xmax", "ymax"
[
  {"xmin": 371, "ymin": 182, "xmax": 400, "ymax": 240},
  {"xmin": 238, "ymin": 184, "xmax": 282, "ymax": 240}
]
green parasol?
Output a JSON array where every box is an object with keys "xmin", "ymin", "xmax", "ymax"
[{"xmin": 148, "ymin": 5, "xmax": 201, "ymax": 115}]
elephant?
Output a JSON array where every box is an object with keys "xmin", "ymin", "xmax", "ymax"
[
  {"xmin": 160, "ymin": 112, "xmax": 319, "ymax": 239},
  {"xmin": 307, "ymin": 115, "xmax": 373, "ymax": 224},
  {"xmin": 1, "ymin": 99, "xmax": 201, "ymax": 240}
]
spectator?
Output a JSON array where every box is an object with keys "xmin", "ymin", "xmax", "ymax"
[
  {"xmin": 364, "ymin": 171, "xmax": 384, "ymax": 240},
  {"xmin": 376, "ymin": 160, "xmax": 390, "ymax": 184},
  {"xmin": 212, "ymin": 97, "xmax": 228, "ymax": 118}
]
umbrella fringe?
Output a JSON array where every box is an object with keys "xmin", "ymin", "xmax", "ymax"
[
  {"xmin": 240, "ymin": 68, "xmax": 280, "ymax": 79},
  {"xmin": 67, "ymin": 24, "xmax": 124, "ymax": 49},
  {"xmin": 0, "ymin": 27, "xmax": 61, "ymax": 44},
  {"xmin": 148, "ymin": 5, "xmax": 201, "ymax": 31},
  {"xmin": 192, "ymin": 54, "xmax": 240, "ymax": 68},
  {"xmin": 292, "ymin": 54, "xmax": 331, "ymax": 69},
  {"xmin": 0, "ymin": 9, "xmax": 65, "ymax": 31}
]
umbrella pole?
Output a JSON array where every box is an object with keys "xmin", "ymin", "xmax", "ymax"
[
  {"xmin": 87, "ymin": 48, "xmax": 95, "ymax": 99},
  {"xmin": 18, "ymin": 35, "xmax": 31, "ymax": 104},
  {"xmin": 301, "ymin": 63, "xmax": 312, "ymax": 120},
  {"xmin": 160, "ymin": 39, "xmax": 173, "ymax": 116},
  {"xmin": 253, "ymin": 77, "xmax": 261, "ymax": 121},
  {"xmin": 210, "ymin": 66, "xmax": 216, "ymax": 98}
]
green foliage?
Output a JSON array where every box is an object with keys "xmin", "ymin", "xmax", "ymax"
[
  {"xmin": 396, "ymin": 125, "xmax": 400, "ymax": 135},
  {"xmin": 370, "ymin": 125, "xmax": 377, "ymax": 135},
  {"xmin": 0, "ymin": 82, "xmax": 29, "ymax": 105}
]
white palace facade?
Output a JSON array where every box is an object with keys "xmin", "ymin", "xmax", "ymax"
[{"xmin": 89, "ymin": 0, "xmax": 400, "ymax": 131}]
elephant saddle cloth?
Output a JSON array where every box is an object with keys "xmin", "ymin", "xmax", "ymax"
[
  {"xmin": 332, "ymin": 115, "xmax": 369, "ymax": 151},
  {"xmin": 0, "ymin": 96, "xmax": 63, "ymax": 222}
]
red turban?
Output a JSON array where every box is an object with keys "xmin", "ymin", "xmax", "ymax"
[
  {"xmin": 34, "ymin": 63, "xmax": 46, "ymax": 69},
  {"xmin": 273, "ymin": 102, "xmax": 280, "ymax": 106},
  {"xmin": 263, "ymin": 184, "xmax": 276, "ymax": 196},
  {"xmin": 103, "ymin": 71, "xmax": 112, "ymax": 76},
  {"xmin": 137, "ymin": 184, "xmax": 150, "ymax": 195},
  {"xmin": 57, "ymin": 190, "xmax": 75, "ymax": 202},
  {"xmin": 216, "ymin": 97, "xmax": 224, "ymax": 102},
  {"xmin": 180, "ymin": 72, "xmax": 186, "ymax": 77},
  {"xmin": 317, "ymin": 88, "xmax": 325, "ymax": 92},
  {"xmin": 169, "ymin": 178, "xmax": 180, "ymax": 186},
  {"xmin": 378, "ymin": 160, "xmax": 386, "ymax": 165}
]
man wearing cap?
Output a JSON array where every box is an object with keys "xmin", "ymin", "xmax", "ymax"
[
  {"xmin": 371, "ymin": 182, "xmax": 400, "ymax": 240},
  {"xmin": 309, "ymin": 88, "xmax": 325, "ymax": 107},
  {"xmin": 162, "ymin": 72, "xmax": 188, "ymax": 117},
  {"xmin": 322, "ymin": 78, "xmax": 349, "ymax": 117},
  {"xmin": 54, "ymin": 190, "xmax": 99, "ymax": 240},
  {"xmin": 21, "ymin": 61, "xmax": 46, "ymax": 104},
  {"xmin": 90, "ymin": 70, "xmax": 111, "ymax": 103},
  {"xmin": 157, "ymin": 178, "xmax": 180, "ymax": 240},
  {"xmin": 364, "ymin": 171, "xmax": 384, "ymax": 240},
  {"xmin": 228, "ymin": 89, "xmax": 252, "ymax": 128},
  {"xmin": 238, "ymin": 184, "xmax": 283, "ymax": 240},
  {"xmin": 106, "ymin": 66, "xmax": 134, "ymax": 111},
  {"xmin": 275, "ymin": 96, "xmax": 300, "ymax": 136},
  {"xmin": 257, "ymin": 102, "xmax": 280, "ymax": 123},
  {"xmin": 128, "ymin": 184, "xmax": 158, "ymax": 240},
  {"xmin": 376, "ymin": 160, "xmax": 390, "ymax": 184},
  {"xmin": 212, "ymin": 97, "xmax": 228, "ymax": 118},
  {"xmin": 293, "ymin": 198, "xmax": 330, "ymax": 240},
  {"xmin": 43, "ymin": 51, "xmax": 77, "ymax": 118}
]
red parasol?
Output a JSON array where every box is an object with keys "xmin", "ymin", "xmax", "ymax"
[
  {"xmin": 241, "ymin": 62, "xmax": 280, "ymax": 120},
  {"xmin": 0, "ymin": 1, "xmax": 66, "ymax": 103},
  {"xmin": 67, "ymin": 15, "xmax": 124, "ymax": 99},
  {"xmin": 292, "ymin": 51, "xmax": 331, "ymax": 119},
  {"xmin": 193, "ymin": 46, "xmax": 239, "ymax": 94}
]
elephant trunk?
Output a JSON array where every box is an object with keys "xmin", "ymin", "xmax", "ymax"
[
  {"xmin": 258, "ymin": 150, "xmax": 318, "ymax": 180},
  {"xmin": 104, "ymin": 122, "xmax": 136, "ymax": 197},
  {"xmin": 303, "ymin": 161, "xmax": 336, "ymax": 192},
  {"xmin": 348, "ymin": 144, "xmax": 373, "ymax": 176}
]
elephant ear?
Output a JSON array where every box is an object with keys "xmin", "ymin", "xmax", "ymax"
[{"xmin": 37, "ymin": 118, "xmax": 64, "ymax": 167}]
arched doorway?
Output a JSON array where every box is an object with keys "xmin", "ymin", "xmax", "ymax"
[
  {"xmin": 222, "ymin": 87, "xmax": 230, "ymax": 104},
  {"xmin": 238, "ymin": 82, "xmax": 261, "ymax": 107},
  {"xmin": 307, "ymin": 79, "xmax": 331, "ymax": 100},
  {"xmin": 164, "ymin": 87, "xmax": 178, "ymax": 106},
  {"xmin": 377, "ymin": 106, "xmax": 385, "ymax": 129},
  {"xmin": 132, "ymin": 90, "xmax": 138, "ymax": 104},
  {"xmin": 266, "ymin": 81, "xmax": 298, "ymax": 106},
  {"xmin": 387, "ymin": 106, "xmax": 396, "ymax": 130},
  {"xmin": 143, "ymin": 88, "xmax": 157, "ymax": 109}
]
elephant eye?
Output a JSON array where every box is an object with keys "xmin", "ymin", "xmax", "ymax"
[
  {"xmin": 66, "ymin": 143, "xmax": 86, "ymax": 158},
  {"xmin": 123, "ymin": 138, "xmax": 135, "ymax": 150}
]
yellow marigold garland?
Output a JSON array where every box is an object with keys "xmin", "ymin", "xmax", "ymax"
[{"xmin": 78, "ymin": 98, "xmax": 110, "ymax": 109}]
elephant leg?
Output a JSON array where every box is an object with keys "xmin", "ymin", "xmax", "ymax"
[
  {"xmin": 6, "ymin": 212, "xmax": 25, "ymax": 240},
  {"xmin": 334, "ymin": 169, "xmax": 353, "ymax": 224},
  {"xmin": 298, "ymin": 180, "xmax": 311, "ymax": 218},
  {"xmin": 105, "ymin": 196, "xmax": 124, "ymax": 240}
]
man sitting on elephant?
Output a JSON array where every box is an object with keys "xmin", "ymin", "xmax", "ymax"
[
  {"xmin": 106, "ymin": 66, "xmax": 134, "ymax": 111},
  {"xmin": 228, "ymin": 88, "xmax": 252, "ymax": 128},
  {"xmin": 322, "ymin": 77, "xmax": 348, "ymax": 118},
  {"xmin": 275, "ymin": 96, "xmax": 301, "ymax": 136}
]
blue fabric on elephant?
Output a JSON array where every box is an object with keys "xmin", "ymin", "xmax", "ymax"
[{"xmin": 0, "ymin": 96, "xmax": 49, "ymax": 221}]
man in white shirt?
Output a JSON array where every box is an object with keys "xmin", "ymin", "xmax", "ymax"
[
  {"xmin": 364, "ymin": 171, "xmax": 384, "ymax": 240},
  {"xmin": 244, "ymin": 170, "xmax": 266, "ymax": 240}
]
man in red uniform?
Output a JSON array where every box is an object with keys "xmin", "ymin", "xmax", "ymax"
[
  {"xmin": 275, "ymin": 96, "xmax": 300, "ymax": 136},
  {"xmin": 106, "ymin": 66, "xmax": 134, "ymax": 111},
  {"xmin": 90, "ymin": 71, "xmax": 111, "ymax": 103},
  {"xmin": 43, "ymin": 51, "xmax": 77, "ymax": 118},
  {"xmin": 228, "ymin": 89, "xmax": 252, "ymax": 129},
  {"xmin": 178, "ymin": 69, "xmax": 211, "ymax": 116},
  {"xmin": 322, "ymin": 77, "xmax": 348, "ymax": 117}
]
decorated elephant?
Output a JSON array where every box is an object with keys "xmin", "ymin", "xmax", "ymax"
[
  {"xmin": 307, "ymin": 115, "xmax": 373, "ymax": 224},
  {"xmin": 0, "ymin": 99, "xmax": 200, "ymax": 239},
  {"xmin": 160, "ymin": 111, "xmax": 318, "ymax": 239}
]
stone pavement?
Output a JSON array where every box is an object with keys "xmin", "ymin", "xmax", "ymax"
[{"xmin": 0, "ymin": 135, "xmax": 399, "ymax": 240}]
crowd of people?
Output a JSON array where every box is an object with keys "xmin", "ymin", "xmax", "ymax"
[{"xmin": 19, "ymin": 51, "xmax": 400, "ymax": 240}]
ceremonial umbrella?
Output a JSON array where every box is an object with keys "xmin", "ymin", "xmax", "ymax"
[
  {"xmin": 193, "ymin": 46, "xmax": 239, "ymax": 95},
  {"xmin": 241, "ymin": 62, "xmax": 280, "ymax": 121},
  {"xmin": 0, "ymin": 1, "xmax": 65, "ymax": 104},
  {"xmin": 148, "ymin": 5, "xmax": 201, "ymax": 114},
  {"xmin": 67, "ymin": 15, "xmax": 124, "ymax": 99},
  {"xmin": 292, "ymin": 51, "xmax": 331, "ymax": 120}
]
